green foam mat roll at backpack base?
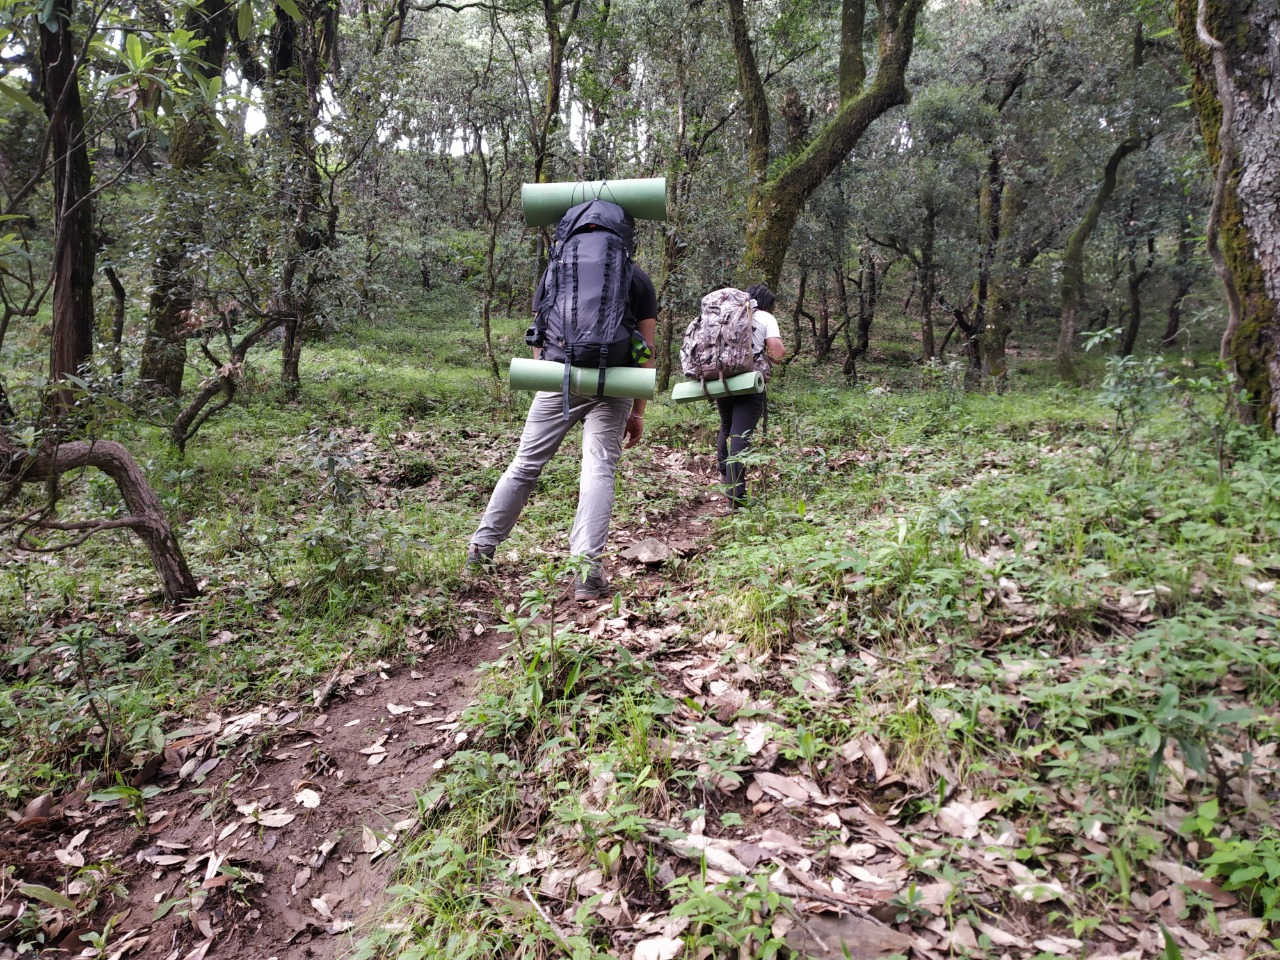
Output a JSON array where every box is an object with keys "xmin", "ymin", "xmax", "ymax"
[
  {"xmin": 521, "ymin": 178, "xmax": 667, "ymax": 226},
  {"xmin": 671, "ymin": 371, "xmax": 765, "ymax": 404},
  {"xmin": 509, "ymin": 358, "xmax": 657, "ymax": 400}
]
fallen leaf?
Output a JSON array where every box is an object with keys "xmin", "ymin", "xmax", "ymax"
[
  {"xmin": 753, "ymin": 771, "xmax": 821, "ymax": 804},
  {"xmin": 294, "ymin": 789, "xmax": 322, "ymax": 809},
  {"xmin": 633, "ymin": 937, "xmax": 682, "ymax": 960},
  {"xmin": 935, "ymin": 798, "xmax": 1000, "ymax": 839},
  {"xmin": 974, "ymin": 920, "xmax": 1028, "ymax": 948},
  {"xmin": 386, "ymin": 703, "xmax": 414, "ymax": 716},
  {"xmin": 254, "ymin": 810, "xmax": 296, "ymax": 828}
]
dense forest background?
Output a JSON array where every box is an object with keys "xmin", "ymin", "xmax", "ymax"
[
  {"xmin": 4, "ymin": 2, "xmax": 1280, "ymax": 960},
  {"xmin": 3, "ymin": 0, "xmax": 1266, "ymax": 437}
]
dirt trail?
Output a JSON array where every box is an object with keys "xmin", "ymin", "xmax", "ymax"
[{"xmin": 1, "ymin": 444, "xmax": 724, "ymax": 960}]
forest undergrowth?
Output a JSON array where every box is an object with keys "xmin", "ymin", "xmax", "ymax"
[{"xmin": 1, "ymin": 307, "xmax": 1277, "ymax": 960}]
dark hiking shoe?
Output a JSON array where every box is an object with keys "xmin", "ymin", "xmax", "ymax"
[
  {"xmin": 573, "ymin": 574, "xmax": 613, "ymax": 601},
  {"xmin": 465, "ymin": 545, "xmax": 495, "ymax": 571}
]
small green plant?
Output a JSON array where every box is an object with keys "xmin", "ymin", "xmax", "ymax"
[{"xmin": 1201, "ymin": 830, "xmax": 1280, "ymax": 923}]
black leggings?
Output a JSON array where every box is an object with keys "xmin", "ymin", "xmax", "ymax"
[{"xmin": 716, "ymin": 392, "xmax": 767, "ymax": 506}]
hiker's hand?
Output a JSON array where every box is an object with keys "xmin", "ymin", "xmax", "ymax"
[{"xmin": 624, "ymin": 414, "xmax": 644, "ymax": 448}]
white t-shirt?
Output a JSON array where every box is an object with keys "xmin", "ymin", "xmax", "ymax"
[{"xmin": 751, "ymin": 308, "xmax": 782, "ymax": 358}]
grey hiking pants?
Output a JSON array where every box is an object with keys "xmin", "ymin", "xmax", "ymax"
[{"xmin": 470, "ymin": 390, "xmax": 632, "ymax": 572}]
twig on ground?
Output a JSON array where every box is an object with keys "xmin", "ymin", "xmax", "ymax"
[
  {"xmin": 314, "ymin": 650, "xmax": 353, "ymax": 710},
  {"xmin": 522, "ymin": 887, "xmax": 574, "ymax": 950}
]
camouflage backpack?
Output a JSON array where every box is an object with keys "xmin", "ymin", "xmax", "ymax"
[{"xmin": 680, "ymin": 287, "xmax": 770, "ymax": 386}]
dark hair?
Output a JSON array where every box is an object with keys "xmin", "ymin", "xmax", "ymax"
[{"xmin": 746, "ymin": 283, "xmax": 775, "ymax": 312}]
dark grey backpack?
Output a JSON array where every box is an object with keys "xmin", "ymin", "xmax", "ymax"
[{"xmin": 530, "ymin": 199, "xmax": 637, "ymax": 408}]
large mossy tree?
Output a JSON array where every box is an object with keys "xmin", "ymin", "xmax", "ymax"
[
  {"xmin": 726, "ymin": 0, "xmax": 927, "ymax": 289},
  {"xmin": 1176, "ymin": 0, "xmax": 1280, "ymax": 430}
]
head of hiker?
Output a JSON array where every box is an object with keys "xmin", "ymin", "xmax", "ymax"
[{"xmin": 467, "ymin": 195, "xmax": 658, "ymax": 602}]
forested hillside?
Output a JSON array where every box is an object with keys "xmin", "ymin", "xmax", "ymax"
[{"xmin": 2, "ymin": 1, "xmax": 1279, "ymax": 959}]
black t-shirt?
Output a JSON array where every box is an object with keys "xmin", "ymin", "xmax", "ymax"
[{"xmin": 629, "ymin": 265, "xmax": 658, "ymax": 322}]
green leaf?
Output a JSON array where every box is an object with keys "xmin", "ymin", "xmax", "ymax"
[
  {"xmin": 276, "ymin": 0, "xmax": 302, "ymax": 21},
  {"xmin": 89, "ymin": 784, "xmax": 141, "ymax": 803},
  {"xmin": 1159, "ymin": 923, "xmax": 1183, "ymax": 960},
  {"xmin": 237, "ymin": 0, "xmax": 252, "ymax": 39},
  {"xmin": 0, "ymin": 81, "xmax": 41, "ymax": 114},
  {"xmin": 125, "ymin": 32, "xmax": 143, "ymax": 69},
  {"xmin": 1229, "ymin": 865, "xmax": 1265, "ymax": 885},
  {"xmin": 20, "ymin": 884, "xmax": 76, "ymax": 911}
]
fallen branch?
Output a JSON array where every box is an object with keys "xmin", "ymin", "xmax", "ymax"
[
  {"xmin": 313, "ymin": 650, "xmax": 353, "ymax": 710},
  {"xmin": 0, "ymin": 436, "xmax": 199, "ymax": 602}
]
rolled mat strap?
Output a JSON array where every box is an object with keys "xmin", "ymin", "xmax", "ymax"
[
  {"xmin": 510, "ymin": 358, "xmax": 657, "ymax": 400},
  {"xmin": 671, "ymin": 371, "xmax": 765, "ymax": 404}
]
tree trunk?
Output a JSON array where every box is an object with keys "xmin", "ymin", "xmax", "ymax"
[
  {"xmin": 104, "ymin": 265, "xmax": 127, "ymax": 380},
  {"xmin": 1056, "ymin": 135, "xmax": 1141, "ymax": 383},
  {"xmin": 919, "ymin": 198, "xmax": 936, "ymax": 362},
  {"xmin": 1162, "ymin": 213, "xmax": 1195, "ymax": 347},
  {"xmin": 843, "ymin": 249, "xmax": 876, "ymax": 380},
  {"xmin": 171, "ymin": 314, "xmax": 284, "ymax": 452},
  {"xmin": 266, "ymin": 1, "xmax": 336, "ymax": 402},
  {"xmin": 1175, "ymin": 0, "xmax": 1280, "ymax": 430},
  {"xmin": 981, "ymin": 177, "xmax": 1025, "ymax": 390},
  {"xmin": 38, "ymin": 0, "xmax": 95, "ymax": 411},
  {"xmin": 727, "ymin": 0, "xmax": 926, "ymax": 287},
  {"xmin": 791, "ymin": 269, "xmax": 808, "ymax": 357},
  {"xmin": 3, "ymin": 438, "xmax": 199, "ymax": 602},
  {"xmin": 533, "ymin": 0, "xmax": 581, "ymax": 186},
  {"xmin": 1121, "ymin": 234, "xmax": 1155, "ymax": 356},
  {"xmin": 139, "ymin": 0, "xmax": 232, "ymax": 398}
]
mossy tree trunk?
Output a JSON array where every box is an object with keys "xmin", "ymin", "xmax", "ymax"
[
  {"xmin": 138, "ymin": 0, "xmax": 232, "ymax": 399},
  {"xmin": 726, "ymin": 0, "xmax": 925, "ymax": 288},
  {"xmin": 981, "ymin": 178, "xmax": 1025, "ymax": 390},
  {"xmin": 1175, "ymin": 0, "xmax": 1280, "ymax": 431}
]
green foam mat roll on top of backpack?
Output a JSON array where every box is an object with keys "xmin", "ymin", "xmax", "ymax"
[
  {"xmin": 671, "ymin": 371, "xmax": 765, "ymax": 404},
  {"xmin": 522, "ymin": 178, "xmax": 667, "ymax": 226},
  {"xmin": 509, "ymin": 358, "xmax": 657, "ymax": 400}
]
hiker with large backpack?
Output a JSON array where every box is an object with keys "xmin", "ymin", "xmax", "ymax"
[
  {"xmin": 466, "ymin": 198, "xmax": 657, "ymax": 601},
  {"xmin": 682, "ymin": 282, "xmax": 785, "ymax": 510}
]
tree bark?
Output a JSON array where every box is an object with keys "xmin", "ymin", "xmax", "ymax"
[
  {"xmin": 981, "ymin": 178, "xmax": 1025, "ymax": 390},
  {"xmin": 104, "ymin": 265, "xmax": 126, "ymax": 380},
  {"xmin": 843, "ymin": 249, "xmax": 876, "ymax": 380},
  {"xmin": 1175, "ymin": 0, "xmax": 1280, "ymax": 430},
  {"xmin": 1121, "ymin": 234, "xmax": 1156, "ymax": 356},
  {"xmin": 533, "ymin": 0, "xmax": 581, "ymax": 185},
  {"xmin": 38, "ymin": 0, "xmax": 95, "ymax": 411},
  {"xmin": 139, "ymin": 0, "xmax": 232, "ymax": 398},
  {"xmin": 919, "ymin": 197, "xmax": 936, "ymax": 362},
  {"xmin": 1162, "ymin": 213, "xmax": 1195, "ymax": 347},
  {"xmin": 171, "ymin": 313, "xmax": 283, "ymax": 452},
  {"xmin": 2, "ymin": 438, "xmax": 199, "ymax": 602},
  {"xmin": 266, "ymin": 1, "xmax": 337, "ymax": 401},
  {"xmin": 727, "ymin": 0, "xmax": 925, "ymax": 287},
  {"xmin": 1056, "ymin": 135, "xmax": 1141, "ymax": 383}
]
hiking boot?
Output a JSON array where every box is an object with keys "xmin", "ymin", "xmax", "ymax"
[
  {"xmin": 573, "ymin": 573, "xmax": 613, "ymax": 602},
  {"xmin": 465, "ymin": 545, "xmax": 495, "ymax": 571}
]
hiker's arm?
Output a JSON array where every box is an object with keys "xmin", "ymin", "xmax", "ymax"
[
  {"xmin": 624, "ymin": 316, "xmax": 657, "ymax": 448},
  {"xmin": 766, "ymin": 337, "xmax": 785, "ymax": 362}
]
